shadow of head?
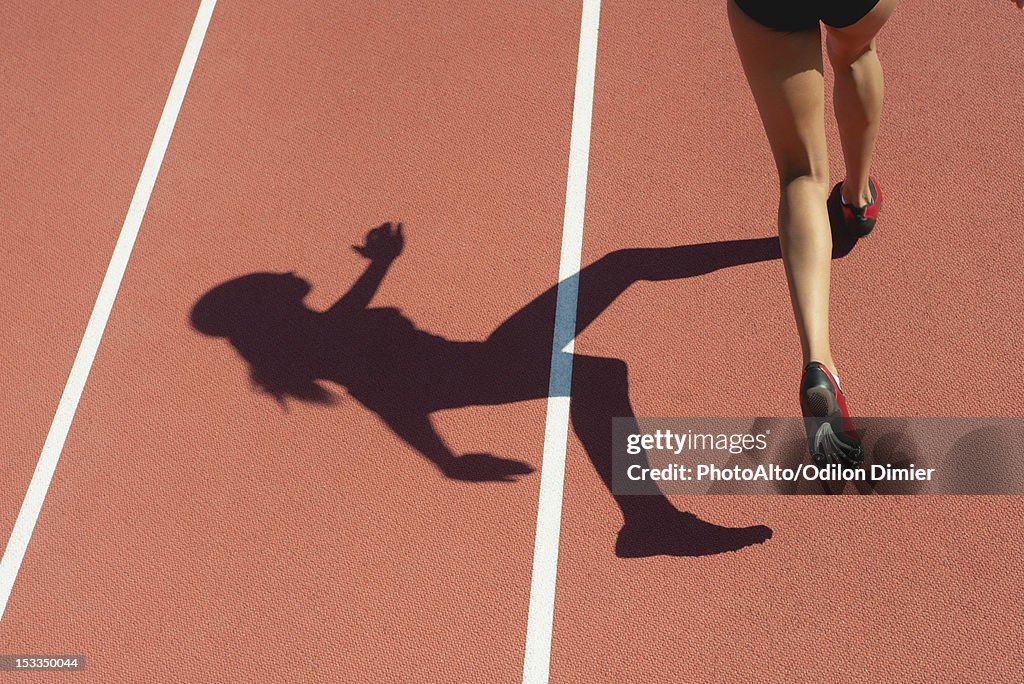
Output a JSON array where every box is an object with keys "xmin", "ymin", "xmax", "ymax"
[
  {"xmin": 190, "ymin": 272, "xmax": 335, "ymax": 405},
  {"xmin": 190, "ymin": 271, "xmax": 312, "ymax": 336}
]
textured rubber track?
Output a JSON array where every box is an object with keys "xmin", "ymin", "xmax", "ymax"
[{"xmin": 2, "ymin": 1, "xmax": 1023, "ymax": 682}]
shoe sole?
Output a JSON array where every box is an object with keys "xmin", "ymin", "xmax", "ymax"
[
  {"xmin": 805, "ymin": 386, "xmax": 835, "ymax": 417},
  {"xmin": 802, "ymin": 386, "xmax": 863, "ymax": 468},
  {"xmin": 810, "ymin": 421, "xmax": 864, "ymax": 468}
]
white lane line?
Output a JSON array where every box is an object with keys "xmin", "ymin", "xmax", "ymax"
[
  {"xmin": 0, "ymin": 0, "xmax": 218, "ymax": 626},
  {"xmin": 522, "ymin": 1, "xmax": 601, "ymax": 682}
]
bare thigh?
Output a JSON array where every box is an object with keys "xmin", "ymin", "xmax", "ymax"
[{"xmin": 727, "ymin": 0, "xmax": 828, "ymax": 184}]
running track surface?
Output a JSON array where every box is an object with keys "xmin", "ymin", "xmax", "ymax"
[{"xmin": 2, "ymin": 1, "xmax": 1023, "ymax": 682}]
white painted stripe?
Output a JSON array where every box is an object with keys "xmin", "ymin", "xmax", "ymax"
[
  {"xmin": 522, "ymin": 1, "xmax": 601, "ymax": 681},
  {"xmin": 0, "ymin": 0, "xmax": 218, "ymax": 625}
]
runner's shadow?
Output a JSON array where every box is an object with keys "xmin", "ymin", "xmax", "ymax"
[{"xmin": 189, "ymin": 223, "xmax": 846, "ymax": 557}]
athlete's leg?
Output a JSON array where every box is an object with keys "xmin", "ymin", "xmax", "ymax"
[
  {"xmin": 825, "ymin": 0, "xmax": 900, "ymax": 206},
  {"xmin": 727, "ymin": 0, "xmax": 836, "ymax": 375}
]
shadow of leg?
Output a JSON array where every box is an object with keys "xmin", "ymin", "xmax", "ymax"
[
  {"xmin": 487, "ymin": 237, "xmax": 786, "ymax": 356},
  {"xmin": 570, "ymin": 354, "xmax": 773, "ymax": 557}
]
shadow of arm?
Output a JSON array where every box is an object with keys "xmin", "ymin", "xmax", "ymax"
[
  {"xmin": 326, "ymin": 259, "xmax": 393, "ymax": 315},
  {"xmin": 327, "ymin": 222, "xmax": 403, "ymax": 315},
  {"xmin": 376, "ymin": 409, "xmax": 533, "ymax": 483}
]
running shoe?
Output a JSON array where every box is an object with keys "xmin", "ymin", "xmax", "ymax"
[
  {"xmin": 829, "ymin": 177, "xmax": 883, "ymax": 238},
  {"xmin": 799, "ymin": 362, "xmax": 864, "ymax": 467}
]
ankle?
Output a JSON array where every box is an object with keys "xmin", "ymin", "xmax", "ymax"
[
  {"xmin": 806, "ymin": 357, "xmax": 839, "ymax": 382},
  {"xmin": 840, "ymin": 179, "xmax": 872, "ymax": 207}
]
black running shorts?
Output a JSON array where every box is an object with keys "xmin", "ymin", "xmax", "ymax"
[{"xmin": 733, "ymin": 0, "xmax": 882, "ymax": 32}]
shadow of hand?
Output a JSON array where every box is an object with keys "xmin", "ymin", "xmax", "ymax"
[
  {"xmin": 445, "ymin": 453, "xmax": 535, "ymax": 483},
  {"xmin": 353, "ymin": 222, "xmax": 404, "ymax": 262}
]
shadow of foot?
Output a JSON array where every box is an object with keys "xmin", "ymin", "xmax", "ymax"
[
  {"xmin": 445, "ymin": 452, "xmax": 535, "ymax": 483},
  {"xmin": 615, "ymin": 510, "xmax": 773, "ymax": 558}
]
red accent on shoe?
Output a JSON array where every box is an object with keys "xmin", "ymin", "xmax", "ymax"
[
  {"xmin": 835, "ymin": 177, "xmax": 883, "ymax": 238},
  {"xmin": 816, "ymin": 364, "xmax": 858, "ymax": 441}
]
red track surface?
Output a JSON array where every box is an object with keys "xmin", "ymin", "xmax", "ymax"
[
  {"xmin": 1, "ymin": 0, "xmax": 201, "ymax": 567},
  {"xmin": 2, "ymin": 1, "xmax": 1023, "ymax": 682}
]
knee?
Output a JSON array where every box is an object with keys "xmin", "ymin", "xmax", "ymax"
[
  {"xmin": 594, "ymin": 357, "xmax": 628, "ymax": 383},
  {"xmin": 576, "ymin": 356, "xmax": 628, "ymax": 386},
  {"xmin": 826, "ymin": 33, "xmax": 875, "ymax": 69},
  {"xmin": 773, "ymin": 150, "xmax": 829, "ymax": 192},
  {"xmin": 606, "ymin": 357, "xmax": 628, "ymax": 380},
  {"xmin": 777, "ymin": 166, "xmax": 830, "ymax": 197},
  {"xmin": 599, "ymin": 248, "xmax": 637, "ymax": 270}
]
